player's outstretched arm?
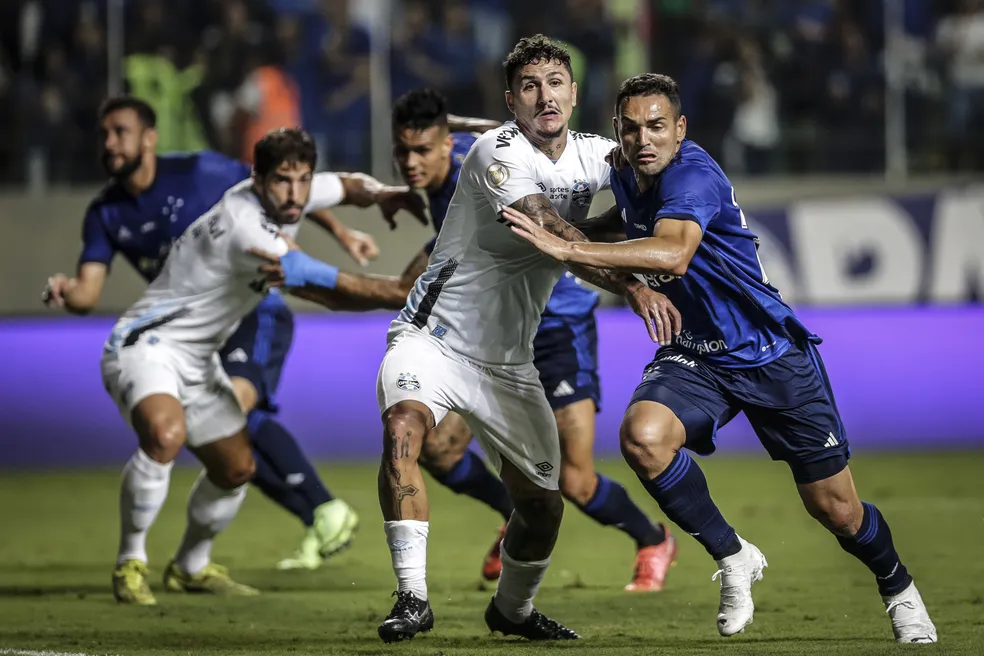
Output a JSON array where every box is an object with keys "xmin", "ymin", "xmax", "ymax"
[
  {"xmin": 504, "ymin": 205, "xmax": 701, "ymax": 277},
  {"xmin": 42, "ymin": 262, "xmax": 108, "ymax": 314},
  {"xmin": 305, "ymin": 208, "xmax": 380, "ymax": 266},
  {"xmin": 447, "ymin": 114, "xmax": 502, "ymax": 135},
  {"xmin": 505, "ymin": 194, "xmax": 681, "ymax": 344},
  {"xmin": 336, "ymin": 172, "xmax": 428, "ymax": 229}
]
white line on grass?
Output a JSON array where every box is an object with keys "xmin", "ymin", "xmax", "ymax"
[{"xmin": 0, "ymin": 649, "xmax": 121, "ymax": 656}]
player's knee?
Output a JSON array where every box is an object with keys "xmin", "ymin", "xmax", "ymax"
[
  {"xmin": 805, "ymin": 493, "xmax": 862, "ymax": 537},
  {"xmin": 139, "ymin": 414, "xmax": 186, "ymax": 463},
  {"xmin": 381, "ymin": 404, "xmax": 430, "ymax": 465},
  {"xmin": 559, "ymin": 463, "xmax": 596, "ymax": 506},
  {"xmin": 210, "ymin": 451, "xmax": 256, "ymax": 490},
  {"xmin": 619, "ymin": 405, "xmax": 683, "ymax": 477}
]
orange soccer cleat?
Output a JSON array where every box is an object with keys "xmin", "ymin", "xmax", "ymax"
[
  {"xmin": 625, "ymin": 524, "xmax": 678, "ymax": 592},
  {"xmin": 481, "ymin": 524, "xmax": 508, "ymax": 581}
]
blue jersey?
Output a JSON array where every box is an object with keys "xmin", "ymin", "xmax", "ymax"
[
  {"xmin": 79, "ymin": 151, "xmax": 251, "ymax": 282},
  {"xmin": 611, "ymin": 139, "xmax": 817, "ymax": 368},
  {"xmin": 424, "ymin": 132, "xmax": 598, "ymax": 322}
]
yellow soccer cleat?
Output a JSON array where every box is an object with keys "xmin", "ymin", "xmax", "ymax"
[
  {"xmin": 112, "ymin": 559, "xmax": 157, "ymax": 605},
  {"xmin": 275, "ymin": 527, "xmax": 323, "ymax": 571},
  {"xmin": 314, "ymin": 499, "xmax": 360, "ymax": 559},
  {"xmin": 162, "ymin": 561, "xmax": 260, "ymax": 596}
]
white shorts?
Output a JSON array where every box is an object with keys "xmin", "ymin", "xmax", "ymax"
[
  {"xmin": 377, "ymin": 324, "xmax": 560, "ymax": 490},
  {"xmin": 101, "ymin": 337, "xmax": 246, "ymax": 449}
]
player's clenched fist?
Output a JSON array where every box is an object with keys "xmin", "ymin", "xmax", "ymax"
[
  {"xmin": 42, "ymin": 274, "xmax": 73, "ymax": 307},
  {"xmin": 625, "ymin": 285, "xmax": 682, "ymax": 346}
]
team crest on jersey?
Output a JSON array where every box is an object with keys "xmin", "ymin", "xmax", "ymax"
[
  {"xmin": 397, "ymin": 373, "xmax": 420, "ymax": 391},
  {"xmin": 571, "ymin": 180, "xmax": 591, "ymax": 208},
  {"xmin": 486, "ymin": 163, "xmax": 509, "ymax": 188}
]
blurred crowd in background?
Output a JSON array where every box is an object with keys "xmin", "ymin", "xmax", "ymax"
[{"xmin": 1, "ymin": 0, "xmax": 983, "ymax": 186}]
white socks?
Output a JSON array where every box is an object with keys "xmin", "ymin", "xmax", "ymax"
[
  {"xmin": 174, "ymin": 470, "xmax": 247, "ymax": 576},
  {"xmin": 493, "ymin": 544, "xmax": 550, "ymax": 623},
  {"xmin": 117, "ymin": 449, "xmax": 172, "ymax": 565},
  {"xmin": 384, "ymin": 520, "xmax": 429, "ymax": 601}
]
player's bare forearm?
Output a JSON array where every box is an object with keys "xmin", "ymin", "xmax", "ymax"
[
  {"xmin": 337, "ymin": 173, "xmax": 391, "ymax": 208},
  {"xmin": 561, "ymin": 220, "xmax": 703, "ymax": 276},
  {"xmin": 507, "ymin": 195, "xmax": 643, "ymax": 296},
  {"xmin": 335, "ymin": 272, "xmax": 409, "ymax": 310},
  {"xmin": 447, "ymin": 114, "xmax": 501, "ymax": 134}
]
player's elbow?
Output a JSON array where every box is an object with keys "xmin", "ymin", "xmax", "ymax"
[{"xmin": 662, "ymin": 246, "xmax": 691, "ymax": 277}]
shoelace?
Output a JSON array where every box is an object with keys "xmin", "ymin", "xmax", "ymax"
[
  {"xmin": 885, "ymin": 599, "xmax": 918, "ymax": 620},
  {"xmin": 532, "ymin": 611, "xmax": 578, "ymax": 638},
  {"xmin": 387, "ymin": 590, "xmax": 420, "ymax": 619}
]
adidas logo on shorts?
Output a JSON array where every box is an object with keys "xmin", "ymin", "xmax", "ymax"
[
  {"xmin": 553, "ymin": 381, "xmax": 575, "ymax": 397},
  {"xmin": 824, "ymin": 432, "xmax": 839, "ymax": 448}
]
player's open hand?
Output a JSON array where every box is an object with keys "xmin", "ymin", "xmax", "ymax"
[
  {"xmin": 378, "ymin": 187, "xmax": 428, "ymax": 229},
  {"xmin": 338, "ymin": 228, "xmax": 379, "ymax": 267},
  {"xmin": 605, "ymin": 144, "xmax": 629, "ymax": 172},
  {"xmin": 626, "ymin": 285, "xmax": 682, "ymax": 346},
  {"xmin": 500, "ymin": 205, "xmax": 571, "ymax": 261},
  {"xmin": 41, "ymin": 274, "xmax": 72, "ymax": 307}
]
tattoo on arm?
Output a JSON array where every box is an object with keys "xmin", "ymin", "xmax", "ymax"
[
  {"xmin": 572, "ymin": 204, "xmax": 622, "ymax": 239},
  {"xmin": 337, "ymin": 172, "xmax": 384, "ymax": 207},
  {"xmin": 507, "ymin": 195, "xmax": 639, "ymax": 295}
]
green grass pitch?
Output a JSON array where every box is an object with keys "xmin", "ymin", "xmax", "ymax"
[{"xmin": 0, "ymin": 452, "xmax": 981, "ymax": 655}]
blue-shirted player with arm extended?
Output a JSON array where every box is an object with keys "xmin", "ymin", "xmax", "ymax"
[
  {"xmin": 42, "ymin": 97, "xmax": 428, "ymax": 598},
  {"xmin": 504, "ymin": 73, "xmax": 937, "ymax": 643},
  {"xmin": 349, "ymin": 88, "xmax": 678, "ymax": 592}
]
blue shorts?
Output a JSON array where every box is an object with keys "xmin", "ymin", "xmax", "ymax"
[
  {"xmin": 629, "ymin": 342, "xmax": 850, "ymax": 484},
  {"xmin": 533, "ymin": 313, "xmax": 600, "ymax": 412},
  {"xmin": 219, "ymin": 293, "xmax": 294, "ymax": 413}
]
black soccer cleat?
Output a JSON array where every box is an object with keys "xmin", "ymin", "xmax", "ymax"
[
  {"xmin": 377, "ymin": 590, "xmax": 435, "ymax": 643},
  {"xmin": 484, "ymin": 596, "xmax": 580, "ymax": 640}
]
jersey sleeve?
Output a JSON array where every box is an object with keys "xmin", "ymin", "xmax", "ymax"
[
  {"xmin": 304, "ymin": 172, "xmax": 345, "ymax": 212},
  {"xmin": 197, "ymin": 150, "xmax": 251, "ymax": 187},
  {"xmin": 654, "ymin": 163, "xmax": 721, "ymax": 232},
  {"xmin": 78, "ymin": 205, "xmax": 116, "ymax": 268},
  {"xmin": 580, "ymin": 134, "xmax": 619, "ymax": 191},
  {"xmin": 463, "ymin": 130, "xmax": 541, "ymax": 210},
  {"xmin": 227, "ymin": 206, "xmax": 290, "ymax": 273}
]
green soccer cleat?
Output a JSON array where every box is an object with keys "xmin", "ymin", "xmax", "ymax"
[
  {"xmin": 112, "ymin": 559, "xmax": 157, "ymax": 605},
  {"xmin": 275, "ymin": 499, "xmax": 360, "ymax": 571},
  {"xmin": 162, "ymin": 560, "xmax": 259, "ymax": 596},
  {"xmin": 314, "ymin": 499, "xmax": 360, "ymax": 559},
  {"xmin": 275, "ymin": 527, "xmax": 323, "ymax": 571}
]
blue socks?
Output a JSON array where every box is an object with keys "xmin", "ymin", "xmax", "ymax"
[
  {"xmin": 248, "ymin": 411, "xmax": 333, "ymax": 527},
  {"xmin": 432, "ymin": 451, "xmax": 514, "ymax": 521},
  {"xmin": 639, "ymin": 450, "xmax": 741, "ymax": 560},
  {"xmin": 578, "ymin": 474, "xmax": 665, "ymax": 548},
  {"xmin": 837, "ymin": 501, "xmax": 912, "ymax": 596}
]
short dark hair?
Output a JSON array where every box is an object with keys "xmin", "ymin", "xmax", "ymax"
[
  {"xmin": 253, "ymin": 128, "xmax": 317, "ymax": 177},
  {"xmin": 392, "ymin": 88, "xmax": 449, "ymax": 133},
  {"xmin": 98, "ymin": 95, "xmax": 157, "ymax": 128},
  {"xmin": 503, "ymin": 34, "xmax": 573, "ymax": 90},
  {"xmin": 615, "ymin": 73, "xmax": 682, "ymax": 118}
]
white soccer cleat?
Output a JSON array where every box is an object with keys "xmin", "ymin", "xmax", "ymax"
[
  {"xmin": 883, "ymin": 581, "xmax": 937, "ymax": 643},
  {"xmin": 712, "ymin": 536, "xmax": 768, "ymax": 637}
]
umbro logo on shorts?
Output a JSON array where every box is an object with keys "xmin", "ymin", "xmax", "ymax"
[
  {"xmin": 534, "ymin": 462, "xmax": 554, "ymax": 478},
  {"xmin": 397, "ymin": 373, "xmax": 420, "ymax": 391}
]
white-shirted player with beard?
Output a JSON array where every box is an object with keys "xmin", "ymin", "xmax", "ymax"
[
  {"xmin": 368, "ymin": 35, "xmax": 682, "ymax": 643},
  {"xmin": 100, "ymin": 128, "xmax": 423, "ymax": 602}
]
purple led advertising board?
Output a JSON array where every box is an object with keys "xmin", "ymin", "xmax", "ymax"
[{"xmin": 2, "ymin": 306, "xmax": 982, "ymax": 468}]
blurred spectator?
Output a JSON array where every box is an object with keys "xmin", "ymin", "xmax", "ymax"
[
  {"xmin": 1, "ymin": 0, "xmax": 983, "ymax": 186},
  {"xmin": 935, "ymin": 0, "xmax": 984, "ymax": 170}
]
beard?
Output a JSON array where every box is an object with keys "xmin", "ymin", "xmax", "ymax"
[{"xmin": 102, "ymin": 152, "xmax": 143, "ymax": 181}]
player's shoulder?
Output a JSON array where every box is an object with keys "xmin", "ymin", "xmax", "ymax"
[
  {"xmin": 85, "ymin": 180, "xmax": 127, "ymax": 218},
  {"xmin": 471, "ymin": 122, "xmax": 531, "ymax": 157},
  {"xmin": 570, "ymin": 129, "xmax": 617, "ymax": 155},
  {"xmin": 660, "ymin": 140, "xmax": 728, "ymax": 193},
  {"xmin": 450, "ymin": 131, "xmax": 478, "ymax": 155}
]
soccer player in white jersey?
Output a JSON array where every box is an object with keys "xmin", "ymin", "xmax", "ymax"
[
  {"xmin": 99, "ymin": 128, "xmax": 421, "ymax": 601},
  {"xmin": 371, "ymin": 35, "xmax": 682, "ymax": 642}
]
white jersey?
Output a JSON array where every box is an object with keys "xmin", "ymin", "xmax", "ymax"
[
  {"xmin": 107, "ymin": 173, "xmax": 345, "ymax": 359},
  {"xmin": 396, "ymin": 121, "xmax": 616, "ymax": 365}
]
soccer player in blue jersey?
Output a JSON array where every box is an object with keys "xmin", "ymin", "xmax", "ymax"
[
  {"xmin": 42, "ymin": 97, "xmax": 427, "ymax": 593},
  {"xmin": 355, "ymin": 88, "xmax": 677, "ymax": 592},
  {"xmin": 503, "ymin": 73, "xmax": 937, "ymax": 643}
]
